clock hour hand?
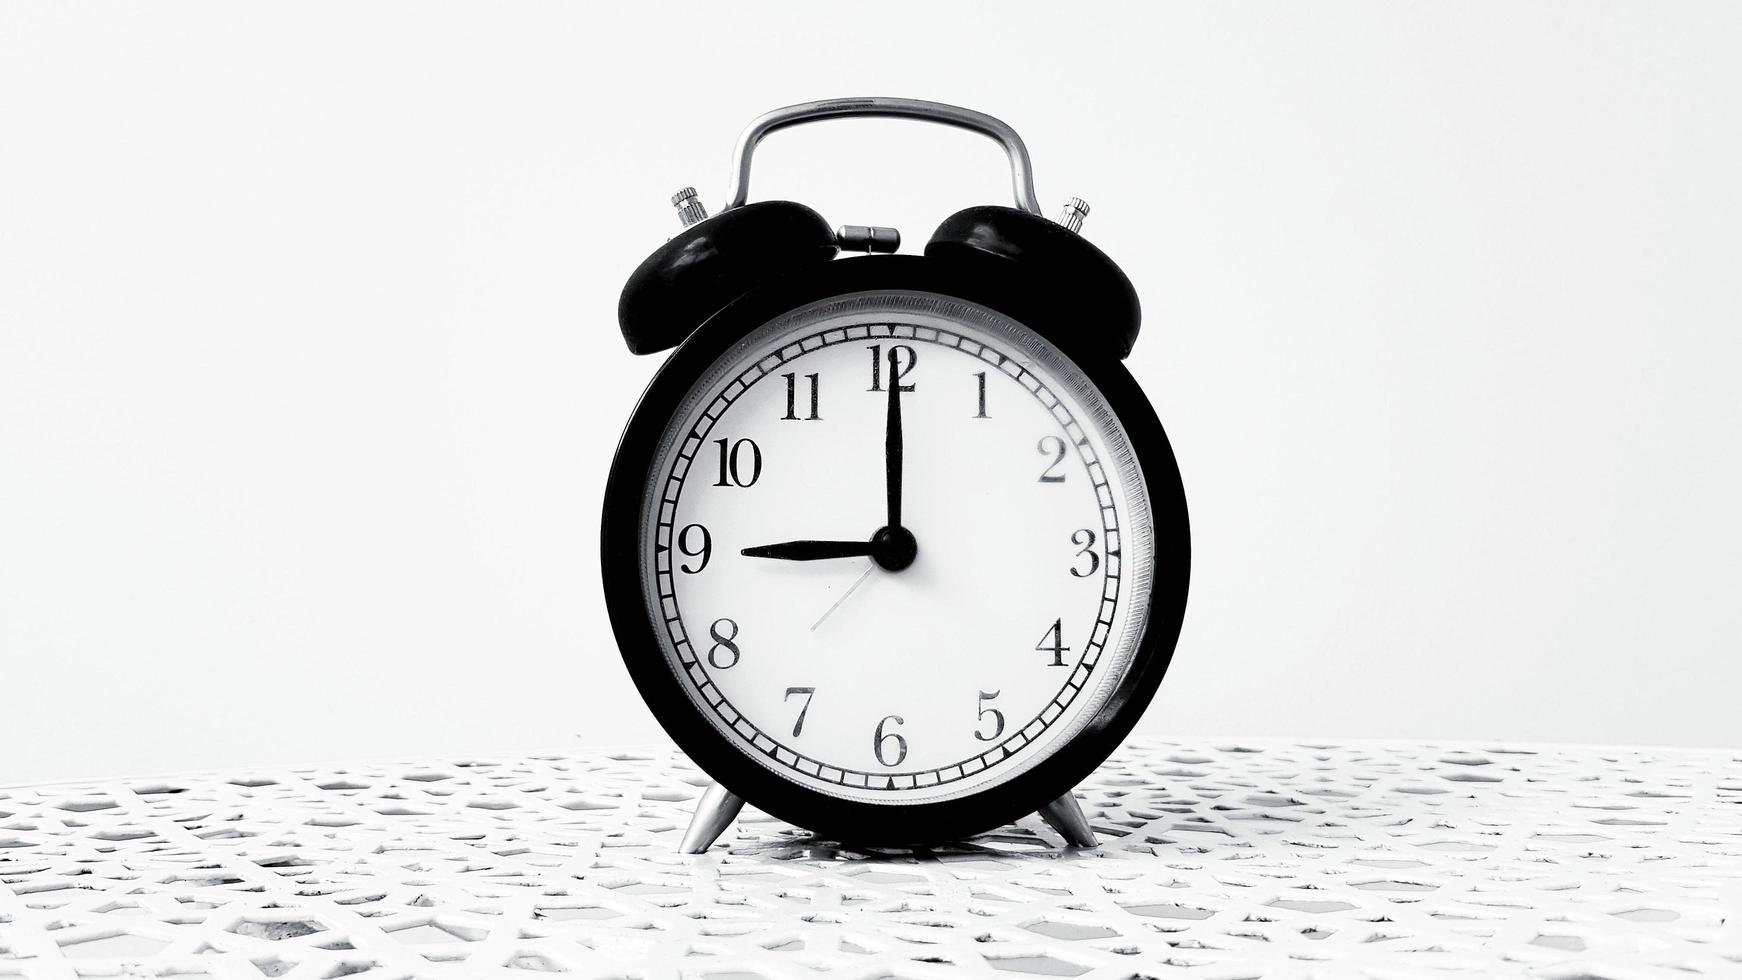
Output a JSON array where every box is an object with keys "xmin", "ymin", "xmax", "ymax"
[{"xmin": 740, "ymin": 539, "xmax": 878, "ymax": 561}]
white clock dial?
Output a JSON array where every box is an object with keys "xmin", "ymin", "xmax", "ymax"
[{"xmin": 641, "ymin": 290, "xmax": 1153, "ymax": 804}]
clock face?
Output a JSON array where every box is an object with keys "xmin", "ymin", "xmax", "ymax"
[{"xmin": 639, "ymin": 290, "xmax": 1154, "ymax": 805}]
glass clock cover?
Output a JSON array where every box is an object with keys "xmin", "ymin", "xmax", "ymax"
[{"xmin": 640, "ymin": 290, "xmax": 1155, "ymax": 805}]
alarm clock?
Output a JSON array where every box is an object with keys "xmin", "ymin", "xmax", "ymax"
[{"xmin": 602, "ymin": 98, "xmax": 1189, "ymax": 851}]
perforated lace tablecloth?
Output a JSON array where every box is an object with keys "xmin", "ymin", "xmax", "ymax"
[{"xmin": 2, "ymin": 738, "xmax": 1740, "ymax": 980}]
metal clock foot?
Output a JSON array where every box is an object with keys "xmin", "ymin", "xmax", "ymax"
[
  {"xmin": 1037, "ymin": 791, "xmax": 1098, "ymax": 848},
  {"xmin": 679, "ymin": 782, "xmax": 745, "ymax": 854}
]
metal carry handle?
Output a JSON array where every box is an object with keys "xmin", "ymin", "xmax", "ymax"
[{"xmin": 723, "ymin": 97, "xmax": 1043, "ymax": 216}]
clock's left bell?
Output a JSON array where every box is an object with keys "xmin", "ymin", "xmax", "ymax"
[{"xmin": 617, "ymin": 195, "xmax": 839, "ymax": 355}]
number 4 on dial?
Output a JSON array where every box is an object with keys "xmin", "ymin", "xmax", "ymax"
[{"xmin": 1036, "ymin": 618, "xmax": 1070, "ymax": 667}]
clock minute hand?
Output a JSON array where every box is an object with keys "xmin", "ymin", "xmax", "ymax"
[
  {"xmin": 740, "ymin": 539, "xmax": 878, "ymax": 561},
  {"xmin": 885, "ymin": 346, "xmax": 903, "ymax": 529}
]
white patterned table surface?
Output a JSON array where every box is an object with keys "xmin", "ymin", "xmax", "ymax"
[{"xmin": 2, "ymin": 738, "xmax": 1739, "ymax": 980}]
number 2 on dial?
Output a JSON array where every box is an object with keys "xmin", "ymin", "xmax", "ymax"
[{"xmin": 1037, "ymin": 436, "xmax": 1067, "ymax": 482}]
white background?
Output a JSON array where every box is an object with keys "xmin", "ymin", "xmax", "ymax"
[{"xmin": 3, "ymin": 2, "xmax": 1739, "ymax": 784}]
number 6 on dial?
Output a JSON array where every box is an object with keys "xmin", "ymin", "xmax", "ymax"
[{"xmin": 874, "ymin": 715, "xmax": 907, "ymax": 767}]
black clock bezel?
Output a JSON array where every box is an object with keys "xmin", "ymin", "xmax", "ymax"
[{"xmin": 601, "ymin": 254, "xmax": 1190, "ymax": 846}]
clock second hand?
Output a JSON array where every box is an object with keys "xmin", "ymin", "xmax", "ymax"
[{"xmin": 810, "ymin": 562, "xmax": 876, "ymax": 632}]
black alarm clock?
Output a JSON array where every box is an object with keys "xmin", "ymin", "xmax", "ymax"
[{"xmin": 602, "ymin": 98, "xmax": 1189, "ymax": 852}]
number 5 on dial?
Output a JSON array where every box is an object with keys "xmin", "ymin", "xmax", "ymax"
[{"xmin": 975, "ymin": 690, "xmax": 1004, "ymax": 741}]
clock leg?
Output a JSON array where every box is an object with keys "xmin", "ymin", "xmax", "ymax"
[
  {"xmin": 1037, "ymin": 791, "xmax": 1098, "ymax": 848},
  {"xmin": 679, "ymin": 782, "xmax": 745, "ymax": 854}
]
